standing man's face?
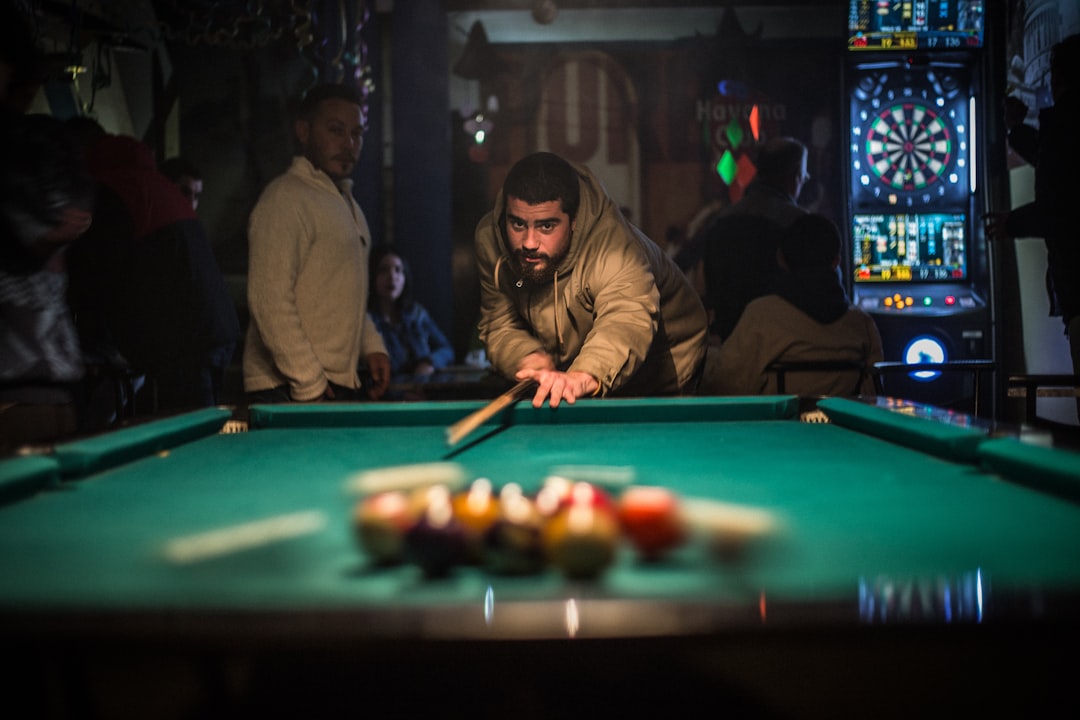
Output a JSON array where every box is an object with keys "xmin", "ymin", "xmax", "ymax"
[
  {"xmin": 504, "ymin": 197, "xmax": 574, "ymax": 284},
  {"xmin": 296, "ymin": 97, "xmax": 364, "ymax": 182}
]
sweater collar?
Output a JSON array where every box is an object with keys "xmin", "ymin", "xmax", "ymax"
[{"xmin": 290, "ymin": 155, "xmax": 355, "ymax": 196}]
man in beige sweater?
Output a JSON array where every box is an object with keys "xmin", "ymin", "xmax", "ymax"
[{"xmin": 244, "ymin": 84, "xmax": 390, "ymax": 402}]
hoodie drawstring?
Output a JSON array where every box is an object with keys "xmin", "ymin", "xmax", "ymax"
[
  {"xmin": 553, "ymin": 269, "xmax": 563, "ymax": 351},
  {"xmin": 494, "ymin": 255, "xmax": 564, "ymax": 353}
]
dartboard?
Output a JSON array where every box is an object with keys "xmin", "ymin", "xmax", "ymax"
[
  {"xmin": 848, "ymin": 62, "xmax": 970, "ymax": 208},
  {"xmin": 865, "ymin": 103, "xmax": 952, "ymax": 191}
]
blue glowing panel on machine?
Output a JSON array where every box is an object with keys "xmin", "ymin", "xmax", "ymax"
[{"xmin": 853, "ymin": 212, "xmax": 966, "ymax": 283}]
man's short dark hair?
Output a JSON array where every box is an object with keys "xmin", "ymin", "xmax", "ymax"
[
  {"xmin": 297, "ymin": 83, "xmax": 364, "ymax": 121},
  {"xmin": 780, "ymin": 213, "xmax": 840, "ymax": 270},
  {"xmin": 755, "ymin": 137, "xmax": 807, "ymax": 183},
  {"xmin": 502, "ymin": 152, "xmax": 581, "ymax": 220}
]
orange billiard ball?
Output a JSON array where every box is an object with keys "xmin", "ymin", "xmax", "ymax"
[{"xmin": 452, "ymin": 478, "xmax": 500, "ymax": 564}]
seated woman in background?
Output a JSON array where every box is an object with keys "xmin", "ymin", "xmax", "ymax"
[{"xmin": 367, "ymin": 246, "xmax": 455, "ymax": 387}]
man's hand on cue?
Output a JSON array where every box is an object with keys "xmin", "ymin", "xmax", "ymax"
[{"xmin": 516, "ymin": 367, "xmax": 599, "ymax": 408}]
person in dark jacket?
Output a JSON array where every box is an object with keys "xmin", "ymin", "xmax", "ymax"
[
  {"xmin": 703, "ymin": 214, "xmax": 883, "ymax": 396},
  {"xmin": 988, "ymin": 34, "xmax": 1080, "ymax": 393},
  {"xmin": 0, "ymin": 113, "xmax": 94, "ymax": 449},
  {"xmin": 71, "ymin": 129, "xmax": 239, "ymax": 412}
]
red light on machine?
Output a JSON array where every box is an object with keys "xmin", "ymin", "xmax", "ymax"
[{"xmin": 945, "ymin": 295, "xmax": 956, "ymax": 306}]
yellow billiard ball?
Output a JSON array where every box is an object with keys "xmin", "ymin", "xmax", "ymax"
[{"xmin": 542, "ymin": 502, "xmax": 620, "ymax": 580}]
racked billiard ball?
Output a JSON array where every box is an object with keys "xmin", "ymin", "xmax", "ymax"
[
  {"xmin": 536, "ymin": 478, "xmax": 613, "ymax": 518},
  {"xmin": 534, "ymin": 475, "xmax": 572, "ymax": 518},
  {"xmin": 353, "ymin": 490, "xmax": 415, "ymax": 565},
  {"xmin": 404, "ymin": 485, "xmax": 468, "ymax": 576},
  {"xmin": 451, "ymin": 477, "xmax": 500, "ymax": 564},
  {"xmin": 617, "ymin": 485, "xmax": 686, "ymax": 560},
  {"xmin": 542, "ymin": 500, "xmax": 620, "ymax": 580},
  {"xmin": 484, "ymin": 483, "xmax": 545, "ymax": 575}
]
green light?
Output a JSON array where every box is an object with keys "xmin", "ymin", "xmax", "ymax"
[
  {"xmin": 716, "ymin": 150, "xmax": 737, "ymax": 185},
  {"xmin": 923, "ymin": 296, "xmax": 932, "ymax": 306},
  {"xmin": 725, "ymin": 118, "xmax": 744, "ymax": 149}
]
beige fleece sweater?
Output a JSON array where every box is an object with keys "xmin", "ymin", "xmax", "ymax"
[{"xmin": 244, "ymin": 157, "xmax": 386, "ymax": 400}]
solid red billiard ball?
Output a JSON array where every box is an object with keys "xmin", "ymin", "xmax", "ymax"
[
  {"xmin": 353, "ymin": 490, "xmax": 415, "ymax": 565},
  {"xmin": 542, "ymin": 502, "xmax": 620, "ymax": 580},
  {"xmin": 617, "ymin": 485, "xmax": 687, "ymax": 560}
]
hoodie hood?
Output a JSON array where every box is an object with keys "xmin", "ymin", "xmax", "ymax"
[
  {"xmin": 768, "ymin": 266, "xmax": 851, "ymax": 325},
  {"xmin": 489, "ymin": 159, "xmax": 615, "ymax": 282}
]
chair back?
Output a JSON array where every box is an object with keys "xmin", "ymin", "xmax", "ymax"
[{"xmin": 765, "ymin": 359, "xmax": 876, "ymax": 397}]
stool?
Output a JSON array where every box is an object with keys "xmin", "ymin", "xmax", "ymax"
[{"xmin": 766, "ymin": 360, "xmax": 870, "ymax": 396}]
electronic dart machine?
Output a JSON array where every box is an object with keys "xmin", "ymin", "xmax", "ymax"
[{"xmin": 846, "ymin": 0, "xmax": 993, "ymax": 410}]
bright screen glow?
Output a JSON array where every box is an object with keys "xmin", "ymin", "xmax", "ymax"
[
  {"xmin": 848, "ymin": 0, "xmax": 984, "ymax": 50},
  {"xmin": 853, "ymin": 212, "xmax": 966, "ymax": 282}
]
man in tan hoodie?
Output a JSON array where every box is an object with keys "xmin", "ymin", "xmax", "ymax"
[{"xmin": 475, "ymin": 152, "xmax": 708, "ymax": 408}]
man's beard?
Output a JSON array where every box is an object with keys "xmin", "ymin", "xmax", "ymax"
[{"xmin": 513, "ymin": 248, "xmax": 566, "ymax": 284}]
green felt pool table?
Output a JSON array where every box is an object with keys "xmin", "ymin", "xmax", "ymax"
[{"xmin": 2, "ymin": 395, "xmax": 1079, "ymax": 717}]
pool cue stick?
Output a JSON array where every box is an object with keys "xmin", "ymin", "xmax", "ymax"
[{"xmin": 445, "ymin": 378, "xmax": 535, "ymax": 447}]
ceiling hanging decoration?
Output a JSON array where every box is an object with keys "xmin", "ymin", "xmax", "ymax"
[
  {"xmin": 155, "ymin": 0, "xmax": 291, "ymax": 49},
  {"xmin": 152, "ymin": 0, "xmax": 374, "ymax": 101}
]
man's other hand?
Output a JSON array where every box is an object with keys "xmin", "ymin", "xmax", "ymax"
[{"xmin": 366, "ymin": 352, "xmax": 392, "ymax": 400}]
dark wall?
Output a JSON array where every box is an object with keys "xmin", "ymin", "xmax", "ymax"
[{"xmin": 391, "ymin": 0, "xmax": 456, "ymax": 358}]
